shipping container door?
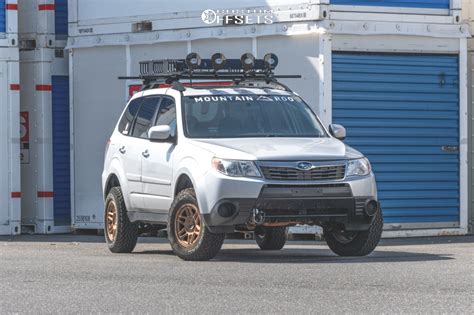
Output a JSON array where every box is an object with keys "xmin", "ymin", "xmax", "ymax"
[
  {"xmin": 330, "ymin": 0, "xmax": 449, "ymax": 9},
  {"xmin": 0, "ymin": 0, "xmax": 6, "ymax": 33},
  {"xmin": 0, "ymin": 61, "xmax": 7, "ymax": 225},
  {"xmin": 55, "ymin": 0, "xmax": 68, "ymax": 38},
  {"xmin": 52, "ymin": 76, "xmax": 70, "ymax": 225},
  {"xmin": 332, "ymin": 52, "xmax": 460, "ymax": 227}
]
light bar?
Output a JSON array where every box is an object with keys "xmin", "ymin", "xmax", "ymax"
[{"xmin": 138, "ymin": 52, "xmax": 279, "ymax": 77}]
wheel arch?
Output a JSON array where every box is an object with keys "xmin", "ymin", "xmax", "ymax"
[
  {"xmin": 174, "ymin": 173, "xmax": 194, "ymax": 196},
  {"xmin": 103, "ymin": 158, "xmax": 132, "ymax": 210},
  {"xmin": 104, "ymin": 173, "xmax": 121, "ymax": 200}
]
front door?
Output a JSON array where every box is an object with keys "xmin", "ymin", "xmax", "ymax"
[{"xmin": 141, "ymin": 96, "xmax": 177, "ymax": 212}]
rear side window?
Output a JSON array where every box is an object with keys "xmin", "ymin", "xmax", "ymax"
[
  {"xmin": 118, "ymin": 98, "xmax": 142, "ymax": 135},
  {"xmin": 131, "ymin": 96, "xmax": 161, "ymax": 139}
]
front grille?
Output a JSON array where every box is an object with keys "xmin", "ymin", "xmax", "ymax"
[{"xmin": 260, "ymin": 164, "xmax": 346, "ymax": 181}]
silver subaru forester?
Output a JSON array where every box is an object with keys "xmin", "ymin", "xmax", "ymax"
[{"xmin": 102, "ymin": 54, "xmax": 382, "ymax": 261}]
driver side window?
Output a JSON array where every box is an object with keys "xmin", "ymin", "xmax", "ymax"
[{"xmin": 155, "ymin": 97, "xmax": 177, "ymax": 137}]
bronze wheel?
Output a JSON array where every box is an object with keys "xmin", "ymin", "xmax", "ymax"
[
  {"xmin": 168, "ymin": 188, "xmax": 225, "ymax": 261},
  {"xmin": 174, "ymin": 204, "xmax": 202, "ymax": 247},
  {"xmin": 106, "ymin": 199, "xmax": 118, "ymax": 242},
  {"xmin": 104, "ymin": 187, "xmax": 138, "ymax": 253}
]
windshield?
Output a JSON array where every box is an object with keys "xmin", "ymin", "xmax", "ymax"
[{"xmin": 183, "ymin": 94, "xmax": 327, "ymax": 138}]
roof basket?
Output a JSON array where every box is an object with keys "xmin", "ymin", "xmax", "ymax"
[
  {"xmin": 119, "ymin": 52, "xmax": 301, "ymax": 91},
  {"xmin": 139, "ymin": 59, "xmax": 186, "ymax": 75}
]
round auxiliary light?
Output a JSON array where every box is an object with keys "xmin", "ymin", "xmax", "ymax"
[
  {"xmin": 240, "ymin": 53, "xmax": 255, "ymax": 72},
  {"xmin": 263, "ymin": 53, "xmax": 278, "ymax": 70},
  {"xmin": 186, "ymin": 52, "xmax": 201, "ymax": 70},
  {"xmin": 211, "ymin": 53, "xmax": 227, "ymax": 71}
]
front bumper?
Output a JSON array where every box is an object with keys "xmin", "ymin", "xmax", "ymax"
[{"xmin": 198, "ymin": 173, "xmax": 378, "ymax": 233}]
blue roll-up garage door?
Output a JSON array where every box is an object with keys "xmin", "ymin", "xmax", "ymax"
[
  {"xmin": 52, "ymin": 76, "xmax": 71, "ymax": 225},
  {"xmin": 332, "ymin": 53, "xmax": 459, "ymax": 227},
  {"xmin": 330, "ymin": 0, "xmax": 449, "ymax": 9},
  {"xmin": 55, "ymin": 0, "xmax": 68, "ymax": 38},
  {"xmin": 0, "ymin": 0, "xmax": 6, "ymax": 33}
]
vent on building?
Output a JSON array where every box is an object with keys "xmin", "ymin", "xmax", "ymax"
[
  {"xmin": 19, "ymin": 39, "xmax": 37, "ymax": 51},
  {"xmin": 132, "ymin": 21, "xmax": 152, "ymax": 33},
  {"xmin": 55, "ymin": 49, "xmax": 65, "ymax": 58}
]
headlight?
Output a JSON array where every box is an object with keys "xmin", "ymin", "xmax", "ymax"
[
  {"xmin": 346, "ymin": 158, "xmax": 371, "ymax": 177},
  {"xmin": 211, "ymin": 158, "xmax": 262, "ymax": 178}
]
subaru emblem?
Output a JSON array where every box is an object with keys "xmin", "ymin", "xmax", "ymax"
[{"xmin": 297, "ymin": 162, "xmax": 313, "ymax": 170}]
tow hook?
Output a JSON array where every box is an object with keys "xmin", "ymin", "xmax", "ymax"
[{"xmin": 251, "ymin": 208, "xmax": 265, "ymax": 225}]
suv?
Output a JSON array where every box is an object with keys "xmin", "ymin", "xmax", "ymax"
[{"xmin": 102, "ymin": 55, "xmax": 382, "ymax": 261}]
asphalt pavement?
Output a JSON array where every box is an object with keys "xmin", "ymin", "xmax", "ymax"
[{"xmin": 0, "ymin": 235, "xmax": 473, "ymax": 314}]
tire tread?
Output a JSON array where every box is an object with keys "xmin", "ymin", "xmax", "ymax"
[
  {"xmin": 168, "ymin": 188, "xmax": 225, "ymax": 261},
  {"xmin": 105, "ymin": 187, "xmax": 138, "ymax": 253}
]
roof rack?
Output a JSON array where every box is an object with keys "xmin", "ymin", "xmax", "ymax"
[{"xmin": 118, "ymin": 53, "xmax": 301, "ymax": 92}]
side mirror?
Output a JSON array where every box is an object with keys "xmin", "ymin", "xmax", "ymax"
[
  {"xmin": 148, "ymin": 125, "xmax": 172, "ymax": 142},
  {"xmin": 329, "ymin": 124, "xmax": 346, "ymax": 141}
]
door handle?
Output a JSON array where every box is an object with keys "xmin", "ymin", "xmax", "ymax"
[
  {"xmin": 441, "ymin": 145, "xmax": 459, "ymax": 153},
  {"xmin": 142, "ymin": 150, "xmax": 150, "ymax": 158},
  {"xmin": 119, "ymin": 146, "xmax": 126, "ymax": 154}
]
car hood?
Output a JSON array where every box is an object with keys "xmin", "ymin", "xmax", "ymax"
[{"xmin": 188, "ymin": 137, "xmax": 363, "ymax": 161}]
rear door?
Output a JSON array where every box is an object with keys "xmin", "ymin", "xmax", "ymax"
[
  {"xmin": 115, "ymin": 96, "xmax": 144, "ymax": 209},
  {"xmin": 141, "ymin": 96, "xmax": 177, "ymax": 212},
  {"xmin": 127, "ymin": 95, "xmax": 162, "ymax": 209}
]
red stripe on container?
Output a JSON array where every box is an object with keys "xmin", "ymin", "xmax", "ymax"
[
  {"xmin": 6, "ymin": 4, "xmax": 18, "ymax": 10},
  {"xmin": 37, "ymin": 191, "xmax": 54, "ymax": 198},
  {"xmin": 38, "ymin": 4, "xmax": 55, "ymax": 10},
  {"xmin": 11, "ymin": 192, "xmax": 21, "ymax": 198},
  {"xmin": 10, "ymin": 84, "xmax": 20, "ymax": 91},
  {"xmin": 36, "ymin": 84, "xmax": 52, "ymax": 91}
]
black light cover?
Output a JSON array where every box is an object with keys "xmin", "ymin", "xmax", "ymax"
[
  {"xmin": 240, "ymin": 53, "xmax": 255, "ymax": 71},
  {"xmin": 264, "ymin": 53, "xmax": 278, "ymax": 70},
  {"xmin": 185, "ymin": 52, "xmax": 202, "ymax": 70},
  {"xmin": 211, "ymin": 53, "xmax": 227, "ymax": 70}
]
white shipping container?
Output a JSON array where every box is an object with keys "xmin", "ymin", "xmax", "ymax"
[
  {"xmin": 20, "ymin": 47, "xmax": 70, "ymax": 234},
  {"xmin": 70, "ymin": 33, "xmax": 325, "ymax": 229},
  {"xmin": 468, "ymin": 0, "xmax": 474, "ymax": 233},
  {"xmin": 68, "ymin": 0, "xmax": 470, "ymax": 236},
  {"xmin": 0, "ymin": 0, "xmax": 18, "ymax": 47},
  {"xmin": 18, "ymin": 0, "xmax": 68, "ymax": 48},
  {"xmin": 0, "ymin": 46, "xmax": 20, "ymax": 235}
]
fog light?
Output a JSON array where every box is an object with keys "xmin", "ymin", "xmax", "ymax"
[
  {"xmin": 218, "ymin": 203, "xmax": 237, "ymax": 218},
  {"xmin": 364, "ymin": 200, "xmax": 379, "ymax": 217}
]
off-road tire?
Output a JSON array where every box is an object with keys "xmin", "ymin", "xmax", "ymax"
[
  {"xmin": 104, "ymin": 187, "xmax": 138, "ymax": 253},
  {"xmin": 324, "ymin": 208, "xmax": 383, "ymax": 256},
  {"xmin": 168, "ymin": 188, "xmax": 225, "ymax": 261},
  {"xmin": 255, "ymin": 227, "xmax": 288, "ymax": 250}
]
